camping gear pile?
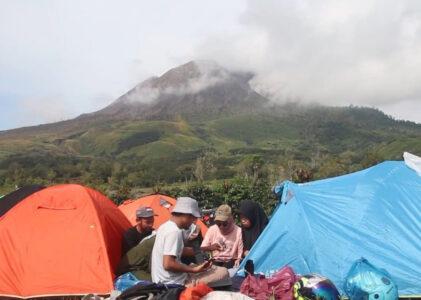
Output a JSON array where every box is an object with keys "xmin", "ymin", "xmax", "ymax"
[{"xmin": 1, "ymin": 153, "xmax": 421, "ymax": 299}]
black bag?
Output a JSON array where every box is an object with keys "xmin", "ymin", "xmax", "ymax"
[{"xmin": 117, "ymin": 282, "xmax": 184, "ymax": 300}]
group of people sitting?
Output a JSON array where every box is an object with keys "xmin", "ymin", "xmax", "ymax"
[{"xmin": 118, "ymin": 197, "xmax": 268, "ymax": 287}]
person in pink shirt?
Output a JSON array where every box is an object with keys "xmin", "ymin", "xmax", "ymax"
[{"xmin": 200, "ymin": 204, "xmax": 243, "ymax": 268}]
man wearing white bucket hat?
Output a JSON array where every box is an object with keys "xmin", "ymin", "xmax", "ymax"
[{"xmin": 151, "ymin": 197, "xmax": 229, "ymax": 286}]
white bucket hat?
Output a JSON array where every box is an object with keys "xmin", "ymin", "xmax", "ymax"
[{"xmin": 173, "ymin": 197, "xmax": 201, "ymax": 218}]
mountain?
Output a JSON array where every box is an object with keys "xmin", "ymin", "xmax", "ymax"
[
  {"xmin": 84, "ymin": 60, "xmax": 270, "ymax": 120},
  {"xmin": 0, "ymin": 61, "xmax": 269, "ymax": 139},
  {"xmin": 1, "ymin": 60, "xmax": 421, "ymax": 194}
]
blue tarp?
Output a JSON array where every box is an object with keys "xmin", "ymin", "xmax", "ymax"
[{"xmin": 237, "ymin": 161, "xmax": 421, "ymax": 296}]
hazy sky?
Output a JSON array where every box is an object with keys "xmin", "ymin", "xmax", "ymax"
[{"xmin": 1, "ymin": 0, "xmax": 421, "ymax": 131}]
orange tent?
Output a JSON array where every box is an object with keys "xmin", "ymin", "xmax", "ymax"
[
  {"xmin": 0, "ymin": 184, "xmax": 131, "ymax": 298},
  {"xmin": 119, "ymin": 194, "xmax": 208, "ymax": 236}
]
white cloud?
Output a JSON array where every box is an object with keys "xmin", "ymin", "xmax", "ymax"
[
  {"xmin": 197, "ymin": 0, "xmax": 421, "ymax": 123},
  {"xmin": 123, "ymin": 61, "xmax": 231, "ymax": 104}
]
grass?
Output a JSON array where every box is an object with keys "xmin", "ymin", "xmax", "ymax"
[{"xmin": 2, "ymin": 106, "xmax": 421, "ymax": 190}]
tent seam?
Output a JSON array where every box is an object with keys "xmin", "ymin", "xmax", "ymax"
[
  {"xmin": 292, "ymin": 182, "xmax": 323, "ymax": 274},
  {"xmin": 82, "ymin": 185, "xmax": 115, "ymax": 293}
]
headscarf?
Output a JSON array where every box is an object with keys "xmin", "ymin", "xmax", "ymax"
[{"xmin": 238, "ymin": 200, "xmax": 268, "ymax": 251}]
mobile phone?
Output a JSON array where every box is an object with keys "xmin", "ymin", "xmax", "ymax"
[{"xmin": 203, "ymin": 251, "xmax": 213, "ymax": 261}]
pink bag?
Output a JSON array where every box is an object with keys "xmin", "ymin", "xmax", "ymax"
[{"xmin": 240, "ymin": 266, "xmax": 299, "ymax": 300}]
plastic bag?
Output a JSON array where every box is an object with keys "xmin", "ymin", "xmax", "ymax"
[
  {"xmin": 344, "ymin": 258, "xmax": 398, "ymax": 300},
  {"xmin": 114, "ymin": 272, "xmax": 143, "ymax": 291},
  {"xmin": 240, "ymin": 274, "xmax": 269, "ymax": 300},
  {"xmin": 268, "ymin": 266, "xmax": 299, "ymax": 300},
  {"xmin": 240, "ymin": 266, "xmax": 299, "ymax": 300},
  {"xmin": 179, "ymin": 282, "xmax": 213, "ymax": 300}
]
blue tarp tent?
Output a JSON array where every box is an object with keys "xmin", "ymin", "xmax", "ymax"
[{"xmin": 237, "ymin": 160, "xmax": 421, "ymax": 296}]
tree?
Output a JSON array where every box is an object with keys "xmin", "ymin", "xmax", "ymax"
[
  {"xmin": 292, "ymin": 168, "xmax": 313, "ymax": 183},
  {"xmin": 361, "ymin": 151, "xmax": 384, "ymax": 168},
  {"xmin": 193, "ymin": 152, "xmax": 216, "ymax": 184},
  {"xmin": 237, "ymin": 155, "xmax": 265, "ymax": 183},
  {"xmin": 112, "ymin": 185, "xmax": 132, "ymax": 205},
  {"xmin": 185, "ymin": 183, "xmax": 221, "ymax": 209}
]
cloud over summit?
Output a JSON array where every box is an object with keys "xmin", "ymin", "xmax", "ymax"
[
  {"xmin": 121, "ymin": 61, "xmax": 233, "ymax": 105},
  {"xmin": 196, "ymin": 0, "xmax": 421, "ymax": 119}
]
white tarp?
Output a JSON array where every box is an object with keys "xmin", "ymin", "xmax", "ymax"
[{"xmin": 403, "ymin": 151, "xmax": 421, "ymax": 176}]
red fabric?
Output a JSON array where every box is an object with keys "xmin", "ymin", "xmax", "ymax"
[
  {"xmin": 240, "ymin": 266, "xmax": 299, "ymax": 300},
  {"xmin": 179, "ymin": 282, "xmax": 213, "ymax": 300},
  {"xmin": 119, "ymin": 194, "xmax": 208, "ymax": 236},
  {"xmin": 0, "ymin": 184, "xmax": 132, "ymax": 298}
]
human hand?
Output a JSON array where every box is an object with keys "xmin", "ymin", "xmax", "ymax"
[
  {"xmin": 234, "ymin": 258, "xmax": 241, "ymax": 267},
  {"xmin": 211, "ymin": 243, "xmax": 223, "ymax": 251},
  {"xmin": 193, "ymin": 260, "xmax": 212, "ymax": 273}
]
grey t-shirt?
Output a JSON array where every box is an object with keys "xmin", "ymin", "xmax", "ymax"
[{"xmin": 151, "ymin": 220, "xmax": 187, "ymax": 284}]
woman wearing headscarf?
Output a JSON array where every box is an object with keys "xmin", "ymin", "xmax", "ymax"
[{"xmin": 238, "ymin": 200, "xmax": 269, "ymax": 257}]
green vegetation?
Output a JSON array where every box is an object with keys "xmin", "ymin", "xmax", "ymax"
[{"xmin": 1, "ymin": 104, "xmax": 421, "ymax": 206}]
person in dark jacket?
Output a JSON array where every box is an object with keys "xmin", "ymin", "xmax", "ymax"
[
  {"xmin": 238, "ymin": 200, "xmax": 268, "ymax": 257},
  {"xmin": 122, "ymin": 206, "xmax": 157, "ymax": 255}
]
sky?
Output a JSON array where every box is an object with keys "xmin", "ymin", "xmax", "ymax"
[{"xmin": 1, "ymin": 0, "xmax": 421, "ymax": 131}]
